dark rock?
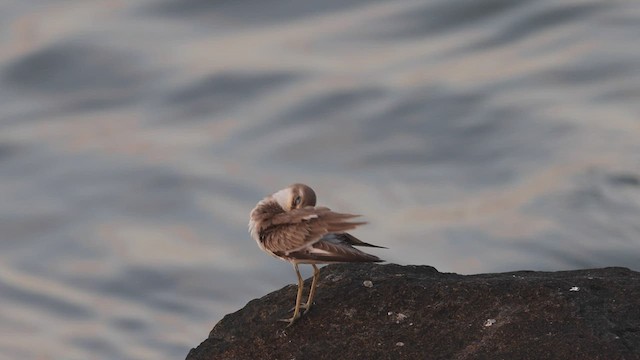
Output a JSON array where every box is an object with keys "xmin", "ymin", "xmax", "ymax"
[{"xmin": 187, "ymin": 263, "xmax": 640, "ymax": 360}]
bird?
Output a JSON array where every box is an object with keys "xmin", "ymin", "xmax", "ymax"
[{"xmin": 248, "ymin": 183, "xmax": 386, "ymax": 326}]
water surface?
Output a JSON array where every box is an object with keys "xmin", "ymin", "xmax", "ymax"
[{"xmin": 1, "ymin": 0, "xmax": 640, "ymax": 358}]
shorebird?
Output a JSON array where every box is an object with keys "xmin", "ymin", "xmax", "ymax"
[{"xmin": 249, "ymin": 183, "xmax": 385, "ymax": 326}]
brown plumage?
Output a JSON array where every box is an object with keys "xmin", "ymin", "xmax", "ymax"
[{"xmin": 248, "ymin": 183, "xmax": 386, "ymax": 326}]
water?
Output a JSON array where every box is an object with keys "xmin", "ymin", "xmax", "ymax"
[{"xmin": 1, "ymin": 0, "xmax": 639, "ymax": 358}]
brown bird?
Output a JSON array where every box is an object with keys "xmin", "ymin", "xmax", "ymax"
[{"xmin": 249, "ymin": 183, "xmax": 386, "ymax": 326}]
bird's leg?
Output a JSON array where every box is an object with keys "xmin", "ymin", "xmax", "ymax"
[
  {"xmin": 303, "ymin": 264, "xmax": 320, "ymax": 314},
  {"xmin": 279, "ymin": 263, "xmax": 304, "ymax": 326}
]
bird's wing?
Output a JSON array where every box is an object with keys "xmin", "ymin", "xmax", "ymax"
[
  {"xmin": 330, "ymin": 233, "xmax": 387, "ymax": 249},
  {"xmin": 261, "ymin": 207, "xmax": 366, "ymax": 254},
  {"xmin": 285, "ymin": 232, "xmax": 384, "ymax": 263},
  {"xmin": 305, "ymin": 238, "xmax": 383, "ymax": 263}
]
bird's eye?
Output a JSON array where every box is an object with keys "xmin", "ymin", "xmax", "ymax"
[{"xmin": 293, "ymin": 196, "xmax": 301, "ymax": 206}]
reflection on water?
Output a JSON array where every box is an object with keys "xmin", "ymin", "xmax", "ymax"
[{"xmin": 1, "ymin": 0, "xmax": 640, "ymax": 358}]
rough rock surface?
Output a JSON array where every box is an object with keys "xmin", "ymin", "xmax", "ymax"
[{"xmin": 187, "ymin": 264, "xmax": 640, "ymax": 360}]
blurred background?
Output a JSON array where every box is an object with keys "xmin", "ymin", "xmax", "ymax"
[{"xmin": 1, "ymin": 0, "xmax": 640, "ymax": 358}]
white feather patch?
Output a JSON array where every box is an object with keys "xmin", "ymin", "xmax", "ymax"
[
  {"xmin": 308, "ymin": 247, "xmax": 332, "ymax": 255},
  {"xmin": 272, "ymin": 188, "xmax": 290, "ymax": 209}
]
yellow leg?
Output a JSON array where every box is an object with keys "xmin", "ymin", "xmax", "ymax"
[
  {"xmin": 279, "ymin": 263, "xmax": 304, "ymax": 326},
  {"xmin": 303, "ymin": 264, "xmax": 320, "ymax": 314}
]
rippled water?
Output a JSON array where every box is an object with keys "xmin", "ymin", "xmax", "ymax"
[{"xmin": 1, "ymin": 0, "xmax": 640, "ymax": 358}]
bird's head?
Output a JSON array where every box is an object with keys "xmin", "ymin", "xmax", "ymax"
[{"xmin": 272, "ymin": 183, "xmax": 317, "ymax": 211}]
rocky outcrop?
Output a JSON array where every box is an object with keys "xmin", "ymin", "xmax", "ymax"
[{"xmin": 187, "ymin": 263, "xmax": 640, "ymax": 360}]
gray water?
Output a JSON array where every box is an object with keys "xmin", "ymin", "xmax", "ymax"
[{"xmin": 1, "ymin": 0, "xmax": 640, "ymax": 358}]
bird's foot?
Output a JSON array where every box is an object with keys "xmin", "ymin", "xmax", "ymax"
[
  {"xmin": 303, "ymin": 303, "xmax": 313, "ymax": 315},
  {"xmin": 278, "ymin": 313, "xmax": 301, "ymax": 327}
]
